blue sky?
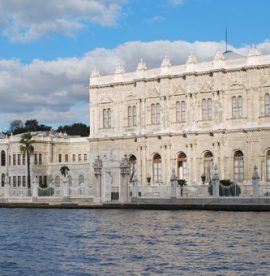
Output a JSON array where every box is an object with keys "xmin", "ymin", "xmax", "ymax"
[{"xmin": 0, "ymin": 0, "xmax": 270, "ymax": 131}]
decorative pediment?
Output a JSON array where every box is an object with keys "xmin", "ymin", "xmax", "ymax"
[
  {"xmin": 99, "ymin": 94, "xmax": 113, "ymax": 104},
  {"xmin": 260, "ymin": 74, "xmax": 270, "ymax": 87},
  {"xmin": 171, "ymin": 83, "xmax": 185, "ymax": 95},
  {"xmin": 228, "ymin": 78, "xmax": 246, "ymax": 90},
  {"xmin": 148, "ymin": 87, "xmax": 160, "ymax": 98},
  {"xmin": 200, "ymin": 81, "xmax": 213, "ymax": 92}
]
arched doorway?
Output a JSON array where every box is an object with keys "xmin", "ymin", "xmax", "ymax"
[
  {"xmin": 177, "ymin": 152, "xmax": 187, "ymax": 180},
  {"xmin": 203, "ymin": 151, "xmax": 213, "ymax": 182},
  {"xmin": 153, "ymin": 153, "xmax": 162, "ymax": 183}
]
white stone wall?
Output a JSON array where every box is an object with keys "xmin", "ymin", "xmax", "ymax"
[{"xmin": 89, "ymin": 51, "xmax": 270, "ymax": 186}]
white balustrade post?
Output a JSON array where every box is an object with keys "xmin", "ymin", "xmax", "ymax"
[
  {"xmin": 252, "ymin": 166, "xmax": 260, "ymax": 198},
  {"xmin": 170, "ymin": 169, "xmax": 177, "ymax": 200}
]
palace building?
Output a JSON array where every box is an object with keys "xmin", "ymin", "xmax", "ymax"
[
  {"xmin": 1, "ymin": 48, "xmax": 270, "ymax": 201},
  {"xmin": 88, "ymin": 48, "xmax": 270, "ymax": 190}
]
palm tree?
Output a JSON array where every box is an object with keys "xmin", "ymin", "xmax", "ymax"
[{"xmin": 19, "ymin": 133, "xmax": 34, "ymax": 188}]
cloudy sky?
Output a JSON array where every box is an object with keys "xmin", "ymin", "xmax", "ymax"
[{"xmin": 0, "ymin": 0, "xmax": 270, "ymax": 131}]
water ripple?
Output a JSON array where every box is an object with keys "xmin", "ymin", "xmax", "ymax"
[{"xmin": 0, "ymin": 209, "xmax": 269, "ymax": 275}]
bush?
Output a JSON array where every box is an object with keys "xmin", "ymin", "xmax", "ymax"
[{"xmin": 208, "ymin": 180, "xmax": 241, "ymax": 196}]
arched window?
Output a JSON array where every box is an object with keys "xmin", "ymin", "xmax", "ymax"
[
  {"xmin": 1, "ymin": 173, "xmax": 5, "ymax": 187},
  {"xmin": 232, "ymin": 96, "xmax": 243, "ymax": 118},
  {"xmin": 153, "ymin": 154, "xmax": 162, "ymax": 183},
  {"xmin": 265, "ymin": 93, "xmax": 270, "ymax": 116},
  {"xmin": 177, "ymin": 152, "xmax": 187, "ymax": 180},
  {"xmin": 266, "ymin": 149, "xmax": 270, "ymax": 181},
  {"xmin": 233, "ymin": 150, "xmax": 244, "ymax": 182},
  {"xmin": 79, "ymin": 175, "xmax": 84, "ymax": 185},
  {"xmin": 55, "ymin": 176, "xmax": 60, "ymax": 187},
  {"xmin": 203, "ymin": 151, "xmax": 213, "ymax": 182},
  {"xmin": 1, "ymin": 150, "xmax": 6, "ymax": 166}
]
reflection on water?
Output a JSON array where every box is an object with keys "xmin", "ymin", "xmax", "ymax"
[{"xmin": 0, "ymin": 209, "xmax": 269, "ymax": 275}]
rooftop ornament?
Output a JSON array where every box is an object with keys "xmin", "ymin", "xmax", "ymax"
[
  {"xmin": 137, "ymin": 58, "xmax": 147, "ymax": 71},
  {"xmin": 161, "ymin": 56, "xmax": 171, "ymax": 68},
  {"xmin": 186, "ymin": 54, "xmax": 197, "ymax": 72},
  {"xmin": 91, "ymin": 68, "xmax": 100, "ymax": 78},
  {"xmin": 247, "ymin": 45, "xmax": 260, "ymax": 66},
  {"xmin": 115, "ymin": 64, "xmax": 125, "ymax": 75}
]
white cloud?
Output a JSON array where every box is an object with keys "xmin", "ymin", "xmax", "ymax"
[
  {"xmin": 0, "ymin": 0, "xmax": 126, "ymax": 42},
  {"xmin": 0, "ymin": 39, "xmax": 270, "ymax": 130}
]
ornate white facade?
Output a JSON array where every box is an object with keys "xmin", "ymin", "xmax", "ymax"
[
  {"xmin": 89, "ymin": 49, "xmax": 270, "ymax": 189},
  {"xmin": 1, "ymin": 48, "xmax": 270, "ymax": 202}
]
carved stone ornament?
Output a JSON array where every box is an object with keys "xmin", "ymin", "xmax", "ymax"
[
  {"xmin": 120, "ymin": 154, "xmax": 131, "ymax": 175},
  {"xmin": 93, "ymin": 155, "xmax": 103, "ymax": 176}
]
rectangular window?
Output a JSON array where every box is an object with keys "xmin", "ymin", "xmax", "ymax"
[
  {"xmin": 78, "ymin": 154, "xmax": 81, "ymax": 162},
  {"xmin": 156, "ymin": 104, "xmax": 160, "ymax": 124},
  {"xmin": 9, "ymin": 155, "xmax": 11, "ymax": 166},
  {"xmin": 13, "ymin": 154, "xmax": 16, "ymax": 166},
  {"xmin": 181, "ymin": 101, "xmax": 186, "ymax": 122},
  {"xmin": 107, "ymin": 109, "xmax": 111, "ymax": 128},
  {"xmin": 202, "ymin": 99, "xmax": 207, "ymax": 120},
  {"xmin": 17, "ymin": 154, "xmax": 21, "ymax": 166},
  {"xmin": 65, "ymin": 154, "xmax": 68, "ymax": 163},
  {"xmin": 132, "ymin": 106, "xmax": 136, "ymax": 126},
  {"xmin": 13, "ymin": 176, "xmax": 16, "ymax": 187},
  {"xmin": 84, "ymin": 154, "xmax": 87, "ymax": 161},
  {"xmin": 234, "ymin": 159, "xmax": 244, "ymax": 181},
  {"xmin": 22, "ymin": 154, "xmax": 26, "ymax": 166},
  {"xmin": 34, "ymin": 154, "xmax": 38, "ymax": 165},
  {"xmin": 128, "ymin": 106, "xmax": 132, "ymax": 127},
  {"xmin": 72, "ymin": 154, "xmax": 76, "ymax": 162},
  {"xmin": 18, "ymin": 176, "xmax": 21, "ymax": 187},
  {"xmin": 176, "ymin": 101, "xmax": 180, "ymax": 122},
  {"xmin": 151, "ymin": 104, "xmax": 155, "ymax": 124},
  {"xmin": 22, "ymin": 176, "xmax": 26, "ymax": 187},
  {"xmin": 39, "ymin": 154, "xmax": 42, "ymax": 165},
  {"xmin": 58, "ymin": 154, "xmax": 62, "ymax": 163}
]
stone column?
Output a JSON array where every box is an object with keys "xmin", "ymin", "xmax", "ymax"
[
  {"xmin": 170, "ymin": 169, "xmax": 177, "ymax": 200},
  {"xmin": 120, "ymin": 155, "xmax": 131, "ymax": 203},
  {"xmin": 32, "ymin": 176, "xmax": 38, "ymax": 198},
  {"xmin": 212, "ymin": 165, "xmax": 220, "ymax": 197},
  {"xmin": 63, "ymin": 176, "xmax": 69, "ymax": 198},
  {"xmin": 93, "ymin": 155, "xmax": 103, "ymax": 202},
  {"xmin": 252, "ymin": 165, "xmax": 260, "ymax": 198}
]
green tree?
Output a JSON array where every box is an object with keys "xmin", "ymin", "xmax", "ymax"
[
  {"xmin": 19, "ymin": 133, "xmax": 34, "ymax": 188},
  {"xmin": 60, "ymin": 166, "xmax": 70, "ymax": 177}
]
